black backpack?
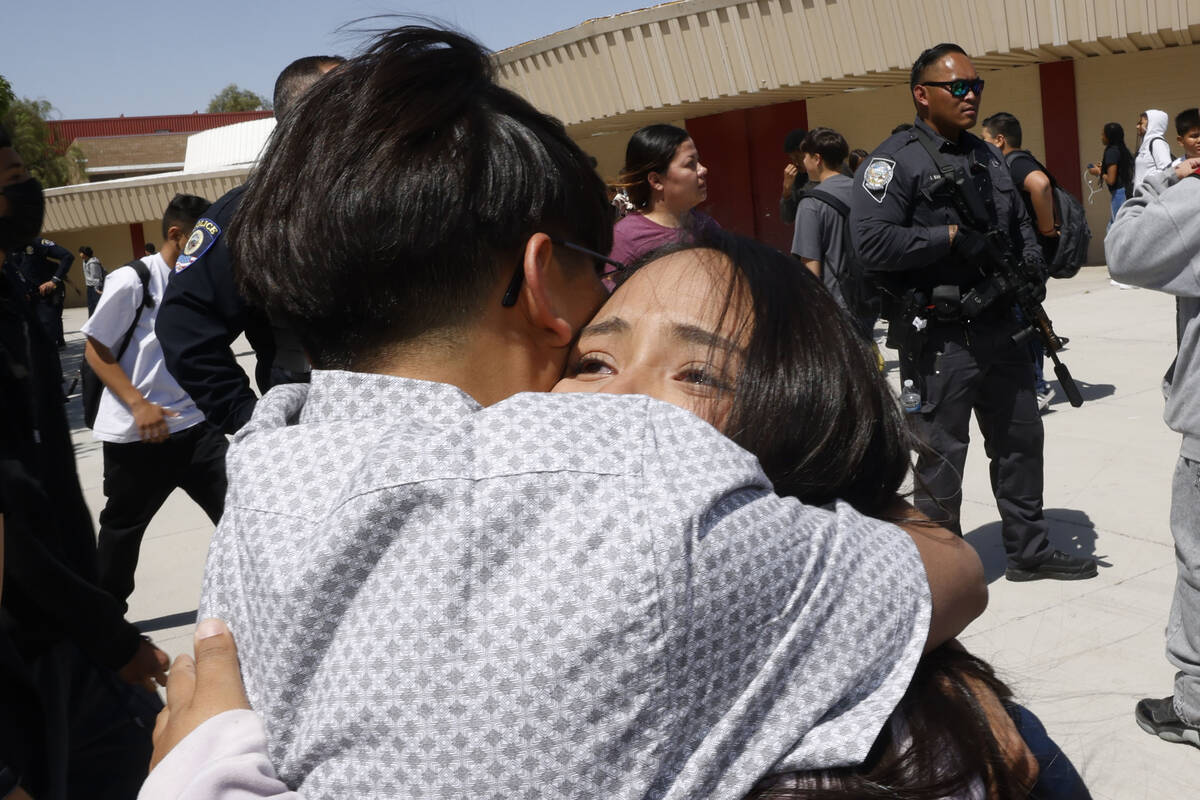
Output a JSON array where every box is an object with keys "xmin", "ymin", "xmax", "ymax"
[
  {"xmin": 801, "ymin": 188, "xmax": 880, "ymax": 338},
  {"xmin": 1004, "ymin": 150, "xmax": 1091, "ymax": 279},
  {"xmin": 80, "ymin": 259, "xmax": 154, "ymax": 428}
]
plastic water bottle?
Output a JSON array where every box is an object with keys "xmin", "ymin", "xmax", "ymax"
[{"xmin": 900, "ymin": 379, "xmax": 921, "ymax": 414}]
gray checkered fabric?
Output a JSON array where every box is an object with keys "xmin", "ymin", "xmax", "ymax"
[{"xmin": 200, "ymin": 370, "xmax": 930, "ymax": 799}]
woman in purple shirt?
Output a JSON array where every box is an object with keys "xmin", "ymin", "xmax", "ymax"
[{"xmin": 609, "ymin": 124, "xmax": 720, "ymax": 265}]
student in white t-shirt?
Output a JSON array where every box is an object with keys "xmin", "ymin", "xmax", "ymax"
[{"xmin": 81, "ymin": 194, "xmax": 228, "ymax": 610}]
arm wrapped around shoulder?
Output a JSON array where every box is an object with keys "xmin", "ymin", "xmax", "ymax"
[{"xmin": 1107, "ymin": 169, "xmax": 1200, "ymax": 295}]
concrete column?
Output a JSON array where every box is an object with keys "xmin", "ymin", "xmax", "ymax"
[
  {"xmin": 1039, "ymin": 61, "xmax": 1082, "ymax": 198},
  {"xmin": 128, "ymin": 222, "xmax": 145, "ymax": 260}
]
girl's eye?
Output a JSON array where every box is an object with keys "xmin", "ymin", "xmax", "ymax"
[
  {"xmin": 678, "ymin": 366, "xmax": 730, "ymax": 391},
  {"xmin": 570, "ymin": 354, "xmax": 614, "ymax": 377}
]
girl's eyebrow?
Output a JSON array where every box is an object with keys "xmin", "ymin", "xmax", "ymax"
[
  {"xmin": 579, "ymin": 317, "xmax": 630, "ymax": 338},
  {"xmin": 671, "ymin": 323, "xmax": 742, "ymax": 355}
]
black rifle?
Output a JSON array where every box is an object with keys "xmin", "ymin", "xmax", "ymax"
[{"xmin": 913, "ymin": 131, "xmax": 1084, "ymax": 408}]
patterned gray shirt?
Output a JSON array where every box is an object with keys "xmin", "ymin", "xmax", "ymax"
[{"xmin": 200, "ymin": 370, "xmax": 931, "ymax": 799}]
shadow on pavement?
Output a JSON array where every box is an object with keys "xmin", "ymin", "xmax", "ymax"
[
  {"xmin": 135, "ymin": 610, "xmax": 198, "ymax": 633},
  {"xmin": 965, "ymin": 507, "xmax": 1111, "ymax": 584},
  {"xmin": 1048, "ymin": 378, "xmax": 1115, "ymax": 407}
]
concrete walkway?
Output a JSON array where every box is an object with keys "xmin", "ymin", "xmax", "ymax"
[{"xmin": 59, "ymin": 265, "xmax": 1197, "ymax": 796}]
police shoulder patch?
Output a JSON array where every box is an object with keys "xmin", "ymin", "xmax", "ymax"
[
  {"xmin": 174, "ymin": 217, "xmax": 222, "ymax": 272},
  {"xmin": 863, "ymin": 158, "xmax": 896, "ymax": 203}
]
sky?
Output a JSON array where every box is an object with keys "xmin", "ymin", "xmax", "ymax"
[{"xmin": 6, "ymin": 0, "xmax": 654, "ymax": 119}]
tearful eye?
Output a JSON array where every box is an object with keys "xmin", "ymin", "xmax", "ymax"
[
  {"xmin": 568, "ymin": 354, "xmax": 615, "ymax": 378},
  {"xmin": 678, "ymin": 367, "xmax": 730, "ymax": 392}
]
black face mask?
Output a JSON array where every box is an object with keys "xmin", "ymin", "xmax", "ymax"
[{"xmin": 0, "ymin": 177, "xmax": 46, "ymax": 254}]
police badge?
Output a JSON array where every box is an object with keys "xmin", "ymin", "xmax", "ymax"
[
  {"xmin": 863, "ymin": 157, "xmax": 896, "ymax": 204},
  {"xmin": 174, "ymin": 217, "xmax": 221, "ymax": 272}
]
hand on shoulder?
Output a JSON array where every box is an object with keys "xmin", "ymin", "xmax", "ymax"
[
  {"xmin": 1174, "ymin": 157, "xmax": 1200, "ymax": 181},
  {"xmin": 151, "ymin": 619, "xmax": 251, "ymax": 771}
]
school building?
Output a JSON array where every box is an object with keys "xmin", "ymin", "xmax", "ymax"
[
  {"xmin": 40, "ymin": 0, "xmax": 1200, "ymax": 306},
  {"xmin": 40, "ymin": 116, "xmax": 273, "ymax": 307},
  {"xmin": 495, "ymin": 0, "xmax": 1200, "ymax": 259}
]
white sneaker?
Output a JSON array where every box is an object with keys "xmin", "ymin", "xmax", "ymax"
[
  {"xmin": 1110, "ymin": 279, "xmax": 1137, "ymax": 289},
  {"xmin": 1037, "ymin": 386, "xmax": 1055, "ymax": 413}
]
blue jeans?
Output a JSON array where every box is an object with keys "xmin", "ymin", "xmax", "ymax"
[
  {"xmin": 1169, "ymin": 455, "xmax": 1200, "ymax": 726},
  {"xmin": 1009, "ymin": 703, "xmax": 1092, "ymax": 799},
  {"xmin": 1109, "ymin": 187, "xmax": 1127, "ymax": 223},
  {"xmin": 86, "ymin": 286, "xmax": 101, "ymax": 316}
]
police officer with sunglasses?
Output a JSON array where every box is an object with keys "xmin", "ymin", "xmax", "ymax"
[{"xmin": 850, "ymin": 43, "xmax": 1097, "ymax": 582}]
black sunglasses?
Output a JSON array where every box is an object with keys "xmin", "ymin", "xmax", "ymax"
[
  {"xmin": 921, "ymin": 78, "xmax": 985, "ymax": 99},
  {"xmin": 500, "ymin": 238, "xmax": 630, "ymax": 307}
]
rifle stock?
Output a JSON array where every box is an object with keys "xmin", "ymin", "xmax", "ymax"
[
  {"xmin": 982, "ymin": 230, "xmax": 1085, "ymax": 408},
  {"xmin": 1020, "ymin": 296, "xmax": 1084, "ymax": 407}
]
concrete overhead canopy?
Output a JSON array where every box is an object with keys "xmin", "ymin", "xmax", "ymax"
[
  {"xmin": 40, "ymin": 118, "xmax": 276, "ymax": 235},
  {"xmin": 41, "ymin": 168, "xmax": 247, "ymax": 234},
  {"xmin": 494, "ymin": 0, "xmax": 1200, "ymax": 136}
]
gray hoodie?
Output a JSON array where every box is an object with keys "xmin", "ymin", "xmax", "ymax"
[
  {"xmin": 1135, "ymin": 109, "xmax": 1173, "ymax": 190},
  {"xmin": 82, "ymin": 256, "xmax": 105, "ymax": 290},
  {"xmin": 1107, "ymin": 167, "xmax": 1200, "ymax": 456}
]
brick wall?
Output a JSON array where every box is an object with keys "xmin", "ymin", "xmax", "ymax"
[{"xmin": 77, "ymin": 133, "xmax": 190, "ymax": 175}]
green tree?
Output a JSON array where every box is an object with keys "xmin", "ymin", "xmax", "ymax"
[
  {"xmin": 0, "ymin": 82, "xmax": 84, "ymax": 188},
  {"xmin": 206, "ymin": 84, "xmax": 271, "ymax": 113},
  {"xmin": 0, "ymin": 75, "xmax": 13, "ymax": 120}
]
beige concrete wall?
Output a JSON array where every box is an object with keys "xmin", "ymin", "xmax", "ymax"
[
  {"xmin": 49, "ymin": 221, "xmax": 157, "ymax": 309},
  {"xmin": 807, "ymin": 64, "xmax": 1046, "ymax": 164},
  {"xmin": 806, "ymin": 83, "xmax": 915, "ymax": 156},
  {"xmin": 1076, "ymin": 45, "xmax": 1200, "ymax": 264},
  {"xmin": 140, "ymin": 221, "xmax": 160, "ymax": 257},
  {"xmin": 973, "ymin": 65, "xmax": 1046, "ymax": 165},
  {"xmin": 576, "ymin": 128, "xmax": 639, "ymax": 185},
  {"xmin": 572, "ymin": 117, "xmax": 689, "ymax": 185}
]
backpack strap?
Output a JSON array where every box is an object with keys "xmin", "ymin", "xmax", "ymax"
[
  {"xmin": 801, "ymin": 188, "xmax": 854, "ymax": 282},
  {"xmin": 803, "ymin": 188, "xmax": 849, "ymax": 218},
  {"xmin": 1004, "ymin": 149, "xmax": 1040, "ymax": 172},
  {"xmin": 1005, "ymin": 149, "xmax": 1061, "ymax": 189},
  {"xmin": 1148, "ymin": 135, "xmax": 1172, "ymax": 169},
  {"xmin": 113, "ymin": 258, "xmax": 154, "ymax": 360}
]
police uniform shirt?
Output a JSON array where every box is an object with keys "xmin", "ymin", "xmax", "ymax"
[
  {"xmin": 850, "ymin": 117, "xmax": 1042, "ymax": 289},
  {"xmin": 156, "ymin": 186, "xmax": 277, "ymax": 435},
  {"xmin": 5, "ymin": 238, "xmax": 74, "ymax": 296}
]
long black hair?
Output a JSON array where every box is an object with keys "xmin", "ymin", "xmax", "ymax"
[
  {"xmin": 712, "ymin": 234, "xmax": 909, "ymax": 516},
  {"xmin": 622, "ymin": 233, "xmax": 1028, "ymax": 800},
  {"xmin": 1103, "ymin": 122, "xmax": 1134, "ymax": 194},
  {"xmin": 611, "ymin": 124, "xmax": 691, "ymax": 210}
]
